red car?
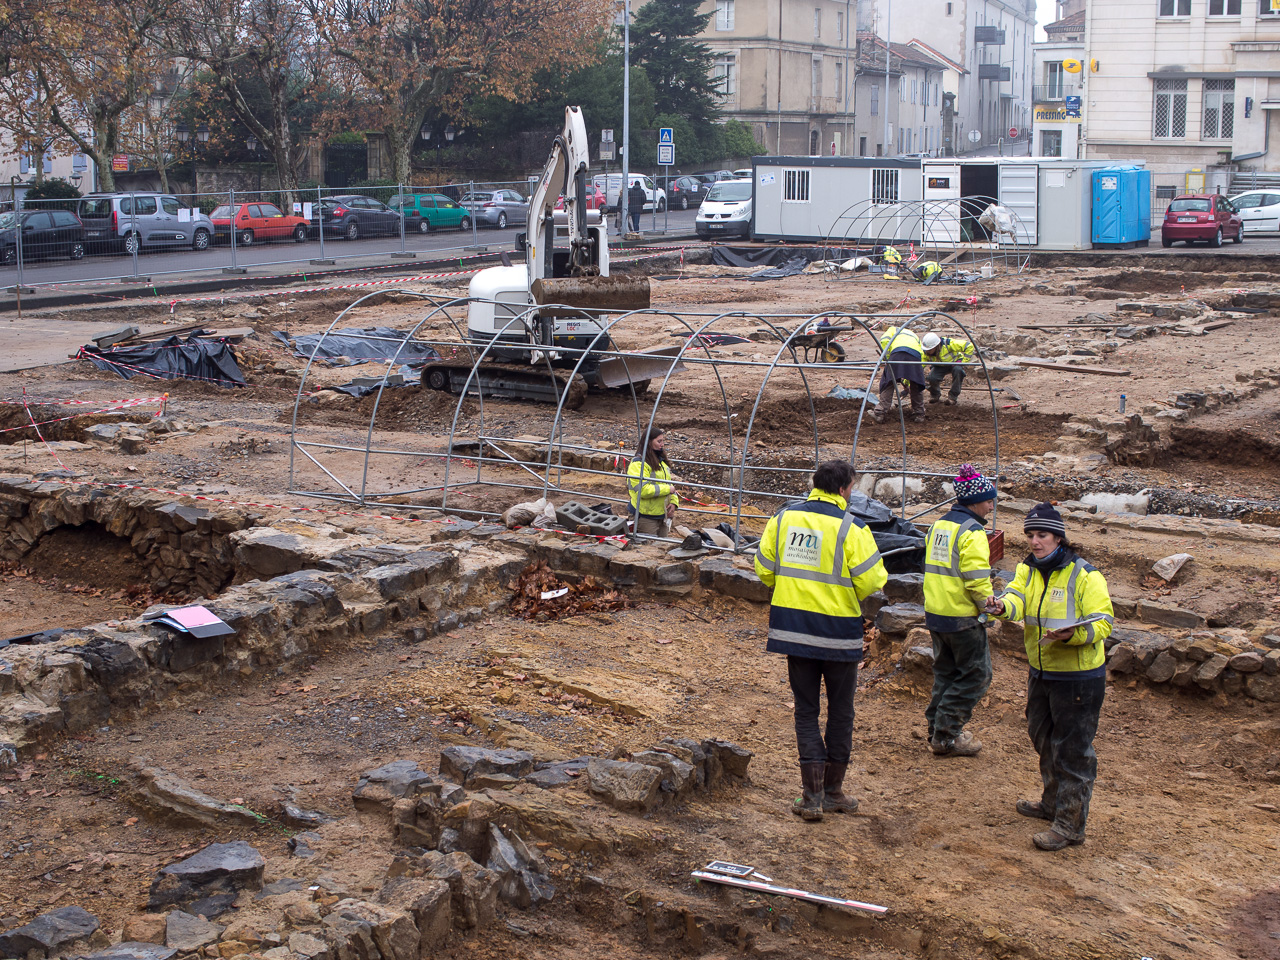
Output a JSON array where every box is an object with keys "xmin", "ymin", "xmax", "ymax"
[
  {"xmin": 1161, "ymin": 194, "xmax": 1243, "ymax": 248},
  {"xmin": 553, "ymin": 185, "xmax": 606, "ymax": 211},
  {"xmin": 210, "ymin": 201, "xmax": 311, "ymax": 245}
]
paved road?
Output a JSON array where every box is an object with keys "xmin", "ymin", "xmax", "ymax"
[
  {"xmin": 1, "ymin": 208, "xmax": 702, "ymax": 289},
  {"xmin": 0, "ymin": 317, "xmax": 169, "ymax": 372}
]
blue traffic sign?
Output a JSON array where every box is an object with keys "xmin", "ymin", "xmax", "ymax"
[{"xmin": 659, "ymin": 127, "xmax": 674, "ymax": 145}]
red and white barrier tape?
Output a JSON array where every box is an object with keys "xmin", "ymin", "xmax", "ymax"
[{"xmin": 0, "ymin": 395, "xmax": 166, "ymax": 407}]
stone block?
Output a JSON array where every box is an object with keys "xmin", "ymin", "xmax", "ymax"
[
  {"xmin": 696, "ymin": 556, "xmax": 770, "ymax": 602},
  {"xmin": 1145, "ymin": 650, "xmax": 1178, "ymax": 683},
  {"xmin": 353, "ymin": 761, "xmax": 435, "ymax": 811},
  {"xmin": 1228, "ymin": 651, "xmax": 1265, "ymax": 673},
  {"xmin": 630, "ymin": 750, "xmax": 696, "ymax": 796},
  {"xmin": 1106, "ymin": 644, "xmax": 1137, "ymax": 674},
  {"xmin": 1170, "ymin": 662, "xmax": 1198, "ymax": 688},
  {"xmin": 654, "ymin": 562, "xmax": 692, "ymax": 586},
  {"xmin": 148, "ymin": 842, "xmax": 264, "ymax": 910},
  {"xmin": 1222, "ymin": 668, "xmax": 1244, "ymax": 696},
  {"xmin": 165, "ymin": 912, "xmax": 223, "ymax": 952},
  {"xmin": 1264, "ymin": 650, "xmax": 1280, "ymax": 676},
  {"xmin": 156, "ymin": 631, "xmax": 225, "ymax": 673},
  {"xmin": 1245, "ymin": 673, "xmax": 1280, "ymax": 703},
  {"xmin": 1193, "ymin": 654, "xmax": 1229, "ymax": 689},
  {"xmin": 902, "ymin": 645, "xmax": 935, "ymax": 672},
  {"xmin": 84, "ymin": 944, "xmax": 178, "ymax": 960},
  {"xmin": 364, "ymin": 564, "xmax": 428, "ymax": 599},
  {"xmin": 418, "ymin": 851, "xmax": 499, "ymax": 930},
  {"xmin": 701, "ymin": 739, "xmax": 753, "ymax": 781},
  {"xmin": 322, "ymin": 899, "xmax": 419, "ymax": 960},
  {"xmin": 882, "ymin": 573, "xmax": 924, "ymax": 603},
  {"xmin": 439, "ymin": 747, "xmax": 534, "ymax": 786},
  {"xmin": 0, "ymin": 906, "xmax": 100, "ymax": 958},
  {"xmin": 376, "ymin": 877, "xmax": 452, "ymax": 950},
  {"xmin": 876, "ymin": 603, "xmax": 926, "ymax": 635},
  {"xmin": 1139, "ymin": 601, "xmax": 1203, "ymax": 629},
  {"xmin": 1186, "ymin": 636, "xmax": 1219, "ymax": 663},
  {"xmin": 585, "ymin": 759, "xmax": 663, "ymax": 813}
]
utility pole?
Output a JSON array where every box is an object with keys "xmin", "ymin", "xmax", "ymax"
[
  {"xmin": 883, "ymin": 0, "xmax": 891, "ymax": 153},
  {"xmin": 622, "ymin": 0, "xmax": 631, "ymax": 230}
]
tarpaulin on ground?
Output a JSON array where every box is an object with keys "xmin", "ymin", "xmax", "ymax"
[
  {"xmin": 327, "ymin": 365, "xmax": 419, "ymax": 397},
  {"xmin": 846, "ymin": 491, "xmax": 926, "ymax": 574},
  {"xmin": 748, "ymin": 256, "xmax": 810, "ymax": 280},
  {"xmin": 273, "ymin": 327, "xmax": 442, "ymax": 367},
  {"xmin": 78, "ymin": 335, "xmax": 246, "ymax": 386},
  {"xmin": 710, "ymin": 245, "xmax": 864, "ymax": 269}
]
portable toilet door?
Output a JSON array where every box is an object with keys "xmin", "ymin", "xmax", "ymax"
[
  {"xmin": 922, "ymin": 161, "xmax": 962, "ymax": 244},
  {"xmin": 997, "ymin": 162, "xmax": 1038, "ymax": 246}
]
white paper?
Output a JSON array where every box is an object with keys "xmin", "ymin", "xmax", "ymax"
[
  {"xmin": 302, "ymin": 202, "xmax": 313, "ymax": 220},
  {"xmin": 177, "ymin": 208, "xmax": 191, "ymax": 223}
]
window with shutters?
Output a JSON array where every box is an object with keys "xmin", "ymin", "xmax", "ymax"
[
  {"xmin": 871, "ymin": 84, "xmax": 879, "ymax": 116},
  {"xmin": 1202, "ymin": 79, "xmax": 1234, "ymax": 139},
  {"xmin": 835, "ymin": 61, "xmax": 843, "ymax": 103},
  {"xmin": 783, "ymin": 169, "xmax": 811, "ymax": 202},
  {"xmin": 1153, "ymin": 79, "xmax": 1187, "ymax": 138},
  {"xmin": 872, "ymin": 168, "xmax": 899, "ymax": 204}
]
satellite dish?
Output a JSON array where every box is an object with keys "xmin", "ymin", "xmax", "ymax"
[{"xmin": 967, "ymin": 129, "xmax": 982, "ymax": 144}]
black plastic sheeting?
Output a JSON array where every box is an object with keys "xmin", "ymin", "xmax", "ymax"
[
  {"xmin": 747, "ymin": 256, "xmax": 809, "ymax": 280},
  {"xmin": 273, "ymin": 327, "xmax": 441, "ymax": 367},
  {"xmin": 846, "ymin": 491, "xmax": 926, "ymax": 574},
  {"xmin": 711, "ymin": 245, "xmax": 825, "ymax": 267},
  {"xmin": 78, "ymin": 335, "xmax": 246, "ymax": 386}
]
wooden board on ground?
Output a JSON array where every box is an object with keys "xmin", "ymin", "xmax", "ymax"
[{"xmin": 1012, "ymin": 357, "xmax": 1131, "ymax": 377}]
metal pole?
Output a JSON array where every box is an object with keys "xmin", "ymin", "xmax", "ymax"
[
  {"xmin": 883, "ymin": 0, "xmax": 891, "ymax": 154},
  {"xmin": 14, "ymin": 189, "xmax": 25, "ymax": 293},
  {"xmin": 622, "ymin": 0, "xmax": 631, "ymax": 236},
  {"xmin": 228, "ymin": 187, "xmax": 239, "ymax": 271},
  {"xmin": 312, "ymin": 185, "xmax": 333, "ymax": 264},
  {"xmin": 129, "ymin": 191, "xmax": 140, "ymax": 278},
  {"xmin": 664, "ymin": 164, "xmax": 669, "ymax": 232},
  {"xmin": 398, "ymin": 182, "xmax": 406, "ymax": 252},
  {"xmin": 470, "ymin": 180, "xmax": 478, "ymax": 246}
]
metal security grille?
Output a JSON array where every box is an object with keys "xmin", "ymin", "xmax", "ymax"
[
  {"xmin": 1153, "ymin": 79, "xmax": 1187, "ymax": 138},
  {"xmin": 872, "ymin": 168, "xmax": 899, "ymax": 204},
  {"xmin": 1202, "ymin": 79, "xmax": 1235, "ymax": 139},
  {"xmin": 783, "ymin": 170, "xmax": 811, "ymax": 202}
]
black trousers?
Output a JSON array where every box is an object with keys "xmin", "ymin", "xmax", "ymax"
[
  {"xmin": 925, "ymin": 624, "xmax": 991, "ymax": 743},
  {"xmin": 927, "ymin": 363, "xmax": 966, "ymax": 399},
  {"xmin": 787, "ymin": 656, "xmax": 858, "ymax": 765},
  {"xmin": 1026, "ymin": 671, "xmax": 1106, "ymax": 842}
]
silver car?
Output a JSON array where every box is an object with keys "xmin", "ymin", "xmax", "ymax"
[
  {"xmin": 77, "ymin": 193, "xmax": 215, "ymax": 253},
  {"xmin": 460, "ymin": 189, "xmax": 528, "ymax": 229}
]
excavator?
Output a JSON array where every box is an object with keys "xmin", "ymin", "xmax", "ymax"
[{"xmin": 419, "ymin": 106, "xmax": 682, "ymax": 408}]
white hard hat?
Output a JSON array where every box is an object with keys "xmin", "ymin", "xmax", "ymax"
[{"xmin": 921, "ymin": 333, "xmax": 941, "ymax": 351}]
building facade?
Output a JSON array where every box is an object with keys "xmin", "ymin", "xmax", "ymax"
[
  {"xmin": 1082, "ymin": 0, "xmax": 1280, "ymax": 184},
  {"xmin": 1030, "ymin": 7, "xmax": 1085, "ymax": 157}
]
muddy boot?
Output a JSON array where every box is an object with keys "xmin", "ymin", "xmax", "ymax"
[
  {"xmin": 928, "ymin": 388, "xmax": 941, "ymax": 404},
  {"xmin": 872, "ymin": 407, "xmax": 888, "ymax": 424},
  {"xmin": 822, "ymin": 762, "xmax": 860, "ymax": 813},
  {"xmin": 791, "ymin": 762, "xmax": 825, "ymax": 821},
  {"xmin": 1016, "ymin": 799, "xmax": 1052, "ymax": 821},
  {"xmin": 1033, "ymin": 829, "xmax": 1082, "ymax": 851},
  {"xmin": 931, "ymin": 730, "xmax": 982, "ymax": 757}
]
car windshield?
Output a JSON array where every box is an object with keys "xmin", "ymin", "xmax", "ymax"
[
  {"xmin": 461, "ymin": 193, "xmax": 488, "ymax": 203},
  {"xmin": 1168, "ymin": 198, "xmax": 1210, "ymax": 212},
  {"xmin": 209, "ymin": 205, "xmax": 233, "ymax": 219},
  {"xmin": 707, "ymin": 182, "xmax": 751, "ymax": 202},
  {"xmin": 0, "ymin": 212, "xmax": 15, "ymax": 230}
]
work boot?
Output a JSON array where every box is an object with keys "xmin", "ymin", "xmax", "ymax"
[
  {"xmin": 944, "ymin": 396, "xmax": 957, "ymax": 406},
  {"xmin": 1033, "ymin": 829, "xmax": 1082, "ymax": 851},
  {"xmin": 871, "ymin": 408, "xmax": 888, "ymax": 425},
  {"xmin": 928, "ymin": 390, "xmax": 941, "ymax": 404},
  {"xmin": 821, "ymin": 762, "xmax": 860, "ymax": 814},
  {"xmin": 1016, "ymin": 799, "xmax": 1052, "ymax": 821},
  {"xmin": 791, "ymin": 762, "xmax": 825, "ymax": 821},
  {"xmin": 911, "ymin": 413, "xmax": 927, "ymax": 424},
  {"xmin": 930, "ymin": 730, "xmax": 982, "ymax": 757}
]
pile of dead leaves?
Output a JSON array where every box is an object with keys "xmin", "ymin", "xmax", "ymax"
[{"xmin": 508, "ymin": 561, "xmax": 632, "ymax": 621}]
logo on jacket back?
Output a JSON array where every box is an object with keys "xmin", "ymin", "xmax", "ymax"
[{"xmin": 783, "ymin": 528, "xmax": 823, "ymax": 567}]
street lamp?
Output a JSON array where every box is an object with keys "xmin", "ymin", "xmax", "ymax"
[{"xmin": 245, "ymin": 136, "xmax": 262, "ymax": 194}]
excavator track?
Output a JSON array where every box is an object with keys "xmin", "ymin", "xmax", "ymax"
[{"xmin": 420, "ymin": 362, "xmax": 588, "ymax": 409}]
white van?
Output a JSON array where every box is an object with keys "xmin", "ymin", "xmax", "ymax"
[
  {"xmin": 591, "ymin": 173, "xmax": 667, "ymax": 213},
  {"xmin": 695, "ymin": 178, "xmax": 753, "ymax": 239}
]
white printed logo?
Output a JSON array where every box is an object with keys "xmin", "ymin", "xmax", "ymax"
[
  {"xmin": 1050, "ymin": 587, "xmax": 1066, "ymax": 603},
  {"xmin": 928, "ymin": 530, "xmax": 952, "ymax": 564},
  {"xmin": 783, "ymin": 527, "xmax": 823, "ymax": 567}
]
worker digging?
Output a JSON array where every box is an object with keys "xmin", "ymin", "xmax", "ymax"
[
  {"xmin": 754, "ymin": 461, "xmax": 888, "ymax": 823},
  {"xmin": 921, "ymin": 331, "xmax": 977, "ymax": 406},
  {"xmin": 872, "ymin": 324, "xmax": 928, "ymax": 424},
  {"xmin": 988, "ymin": 503, "xmax": 1116, "ymax": 852},
  {"xmin": 922, "ymin": 464, "xmax": 997, "ymax": 758}
]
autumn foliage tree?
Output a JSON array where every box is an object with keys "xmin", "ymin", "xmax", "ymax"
[{"xmin": 307, "ymin": 0, "xmax": 615, "ymax": 184}]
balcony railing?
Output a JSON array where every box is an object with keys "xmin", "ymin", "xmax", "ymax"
[{"xmin": 1033, "ymin": 83, "xmax": 1079, "ymax": 101}]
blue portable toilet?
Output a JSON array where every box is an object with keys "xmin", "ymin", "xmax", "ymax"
[{"xmin": 1092, "ymin": 166, "xmax": 1151, "ymax": 247}]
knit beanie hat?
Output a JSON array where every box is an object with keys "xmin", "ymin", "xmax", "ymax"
[
  {"xmin": 1024, "ymin": 502, "xmax": 1069, "ymax": 544},
  {"xmin": 953, "ymin": 464, "xmax": 997, "ymax": 506}
]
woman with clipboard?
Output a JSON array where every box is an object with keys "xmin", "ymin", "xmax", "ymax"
[{"xmin": 986, "ymin": 503, "xmax": 1115, "ymax": 852}]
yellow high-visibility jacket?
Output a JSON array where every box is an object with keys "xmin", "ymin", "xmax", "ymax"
[
  {"xmin": 996, "ymin": 551, "xmax": 1115, "ymax": 675},
  {"xmin": 932, "ymin": 337, "xmax": 975, "ymax": 365},
  {"xmin": 923, "ymin": 506, "xmax": 993, "ymax": 631},
  {"xmin": 755, "ymin": 490, "xmax": 888, "ymax": 661},
  {"xmin": 626, "ymin": 459, "xmax": 678, "ymax": 517},
  {"xmin": 877, "ymin": 326, "xmax": 924, "ymax": 357}
]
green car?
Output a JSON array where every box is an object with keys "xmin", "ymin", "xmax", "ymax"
[{"xmin": 388, "ymin": 193, "xmax": 473, "ymax": 233}]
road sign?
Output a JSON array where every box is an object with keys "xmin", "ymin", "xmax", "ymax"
[
  {"xmin": 967, "ymin": 130, "xmax": 982, "ymax": 144},
  {"xmin": 1008, "ymin": 127, "xmax": 1019, "ymax": 138},
  {"xmin": 602, "ymin": 129, "xmax": 614, "ymax": 142},
  {"xmin": 600, "ymin": 141, "xmax": 616, "ymax": 161},
  {"xmin": 1064, "ymin": 95, "xmax": 1082, "ymax": 117},
  {"xmin": 659, "ymin": 127, "xmax": 674, "ymax": 145},
  {"xmin": 658, "ymin": 143, "xmax": 675, "ymax": 166}
]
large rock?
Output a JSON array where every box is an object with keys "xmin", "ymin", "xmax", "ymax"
[
  {"xmin": 352, "ymin": 761, "xmax": 435, "ymax": 811},
  {"xmin": 485, "ymin": 824, "xmax": 555, "ymax": 909},
  {"xmin": 585, "ymin": 759, "xmax": 662, "ymax": 813},
  {"xmin": 0, "ymin": 906, "xmax": 100, "ymax": 958},
  {"xmin": 523, "ymin": 758, "xmax": 591, "ymax": 789},
  {"xmin": 132, "ymin": 763, "xmax": 264, "ymax": 827},
  {"xmin": 83, "ymin": 945, "xmax": 178, "ymax": 960},
  {"xmin": 322, "ymin": 900, "xmax": 418, "ymax": 960},
  {"xmin": 882, "ymin": 573, "xmax": 925, "ymax": 603},
  {"xmin": 1139, "ymin": 601, "xmax": 1203, "ymax": 630},
  {"xmin": 1145, "ymin": 650, "xmax": 1178, "ymax": 684},
  {"xmin": 1245, "ymin": 673, "xmax": 1280, "ymax": 703},
  {"xmin": 287, "ymin": 933, "xmax": 330, "ymax": 960},
  {"xmin": 419, "ymin": 851, "xmax": 499, "ymax": 930},
  {"xmin": 901, "ymin": 645, "xmax": 936, "ymax": 673},
  {"xmin": 696, "ymin": 557, "xmax": 770, "ymax": 602},
  {"xmin": 1106, "ymin": 644, "xmax": 1137, "ymax": 674},
  {"xmin": 148, "ymin": 841, "xmax": 265, "ymax": 909},
  {"xmin": 657, "ymin": 739, "xmax": 710, "ymax": 789},
  {"xmin": 1228, "ymin": 651, "xmax": 1265, "ymax": 673},
  {"xmin": 701, "ymin": 739, "xmax": 753, "ymax": 781},
  {"xmin": 876, "ymin": 603, "xmax": 926, "ymax": 635},
  {"xmin": 630, "ymin": 750, "xmax": 696, "ymax": 796},
  {"xmin": 1194, "ymin": 654, "xmax": 1229, "ymax": 689},
  {"xmin": 165, "ymin": 911, "xmax": 223, "ymax": 952},
  {"xmin": 438, "ymin": 747, "xmax": 534, "ymax": 786},
  {"xmin": 376, "ymin": 878, "xmax": 452, "ymax": 951}
]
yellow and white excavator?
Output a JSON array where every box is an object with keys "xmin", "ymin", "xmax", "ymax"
[{"xmin": 420, "ymin": 106, "xmax": 679, "ymax": 407}]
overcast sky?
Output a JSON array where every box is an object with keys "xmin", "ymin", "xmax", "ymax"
[{"xmin": 1035, "ymin": 0, "xmax": 1058, "ymax": 40}]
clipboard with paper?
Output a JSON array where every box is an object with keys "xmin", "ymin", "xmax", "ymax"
[{"xmin": 1037, "ymin": 612, "xmax": 1108, "ymax": 645}]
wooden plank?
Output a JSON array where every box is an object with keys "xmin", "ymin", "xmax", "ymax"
[
  {"xmin": 1201, "ymin": 319, "xmax": 1233, "ymax": 331},
  {"xmin": 1013, "ymin": 357, "xmax": 1130, "ymax": 377}
]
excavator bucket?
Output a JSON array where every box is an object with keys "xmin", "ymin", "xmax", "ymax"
[{"xmin": 531, "ymin": 276, "xmax": 651, "ymax": 315}]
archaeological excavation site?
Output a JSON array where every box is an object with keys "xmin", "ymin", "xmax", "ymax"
[{"xmin": 0, "ymin": 247, "xmax": 1278, "ymax": 960}]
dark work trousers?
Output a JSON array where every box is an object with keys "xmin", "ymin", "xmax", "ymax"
[
  {"xmin": 925, "ymin": 624, "xmax": 992, "ymax": 743},
  {"xmin": 876, "ymin": 380, "xmax": 926, "ymax": 418},
  {"xmin": 1025, "ymin": 671, "xmax": 1106, "ymax": 842},
  {"xmin": 927, "ymin": 363, "xmax": 966, "ymax": 399},
  {"xmin": 787, "ymin": 656, "xmax": 858, "ymax": 765}
]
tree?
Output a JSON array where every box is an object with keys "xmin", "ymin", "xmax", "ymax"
[
  {"xmin": 308, "ymin": 0, "xmax": 615, "ymax": 184},
  {"xmin": 629, "ymin": 0, "xmax": 721, "ymax": 128}
]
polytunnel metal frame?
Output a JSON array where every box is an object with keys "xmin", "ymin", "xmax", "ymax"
[
  {"xmin": 287, "ymin": 293, "xmax": 1002, "ymax": 554},
  {"xmin": 818, "ymin": 195, "xmax": 1030, "ymax": 279}
]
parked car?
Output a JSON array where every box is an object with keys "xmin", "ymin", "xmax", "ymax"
[
  {"xmin": 669, "ymin": 175, "xmax": 710, "ymax": 210},
  {"xmin": 700, "ymin": 170, "xmax": 735, "ymax": 183},
  {"xmin": 732, "ymin": 168, "xmax": 752, "ymax": 179},
  {"xmin": 1228, "ymin": 190, "xmax": 1280, "ymax": 232},
  {"xmin": 209, "ymin": 202, "xmax": 310, "ymax": 245},
  {"xmin": 553, "ymin": 184, "xmax": 607, "ymax": 211},
  {"xmin": 389, "ymin": 193, "xmax": 472, "ymax": 232},
  {"xmin": 311, "ymin": 195, "xmax": 404, "ymax": 240},
  {"xmin": 77, "ymin": 193, "xmax": 213, "ymax": 253},
  {"xmin": 590, "ymin": 174, "xmax": 667, "ymax": 213},
  {"xmin": 0, "ymin": 209, "xmax": 86, "ymax": 264},
  {"xmin": 460, "ymin": 189, "xmax": 528, "ymax": 229},
  {"xmin": 695, "ymin": 178, "xmax": 753, "ymax": 239},
  {"xmin": 1160, "ymin": 194, "xmax": 1243, "ymax": 248}
]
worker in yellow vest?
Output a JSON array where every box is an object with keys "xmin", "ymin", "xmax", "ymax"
[
  {"xmin": 626, "ymin": 426, "xmax": 679, "ymax": 536},
  {"xmin": 872, "ymin": 325, "xmax": 927, "ymax": 424},
  {"xmin": 921, "ymin": 332, "xmax": 977, "ymax": 406}
]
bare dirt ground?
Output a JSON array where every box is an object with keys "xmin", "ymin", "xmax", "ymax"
[{"xmin": 1, "ymin": 255, "xmax": 1279, "ymax": 959}]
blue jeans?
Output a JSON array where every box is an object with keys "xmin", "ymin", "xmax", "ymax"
[
  {"xmin": 629, "ymin": 211, "xmax": 641, "ymax": 232},
  {"xmin": 1026, "ymin": 671, "xmax": 1105, "ymax": 842}
]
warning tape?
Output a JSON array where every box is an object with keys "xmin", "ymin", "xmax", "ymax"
[
  {"xmin": 0, "ymin": 395, "xmax": 166, "ymax": 407},
  {"xmin": 0, "ymin": 396, "xmax": 166, "ymax": 436},
  {"xmin": 72, "ymin": 349, "xmax": 251, "ymax": 388},
  {"xmin": 16, "ymin": 392, "xmax": 65, "ymax": 469}
]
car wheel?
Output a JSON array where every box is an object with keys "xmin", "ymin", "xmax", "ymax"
[
  {"xmin": 657, "ymin": 197, "xmax": 667, "ymax": 212},
  {"xmin": 344, "ymin": 220, "xmax": 359, "ymax": 241},
  {"xmin": 460, "ymin": 216, "xmax": 471, "ymax": 231},
  {"xmin": 123, "ymin": 232, "xmax": 140, "ymax": 255},
  {"xmin": 1211, "ymin": 228, "xmax": 1222, "ymax": 248},
  {"xmin": 680, "ymin": 195, "xmax": 689, "ymax": 210},
  {"xmin": 1161, "ymin": 237, "xmax": 1173, "ymax": 248},
  {"xmin": 192, "ymin": 228, "xmax": 211, "ymax": 251},
  {"xmin": 238, "ymin": 228, "xmax": 254, "ymax": 246},
  {"xmin": 497, "ymin": 212, "xmax": 508, "ymax": 229},
  {"xmin": 1234, "ymin": 224, "xmax": 1244, "ymax": 244},
  {"xmin": 293, "ymin": 225, "xmax": 308, "ymax": 243},
  {"xmin": 69, "ymin": 241, "xmax": 85, "ymax": 261}
]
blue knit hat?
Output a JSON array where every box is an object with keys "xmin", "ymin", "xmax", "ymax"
[
  {"xmin": 1024, "ymin": 502, "xmax": 1069, "ymax": 545},
  {"xmin": 954, "ymin": 464, "xmax": 997, "ymax": 505}
]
